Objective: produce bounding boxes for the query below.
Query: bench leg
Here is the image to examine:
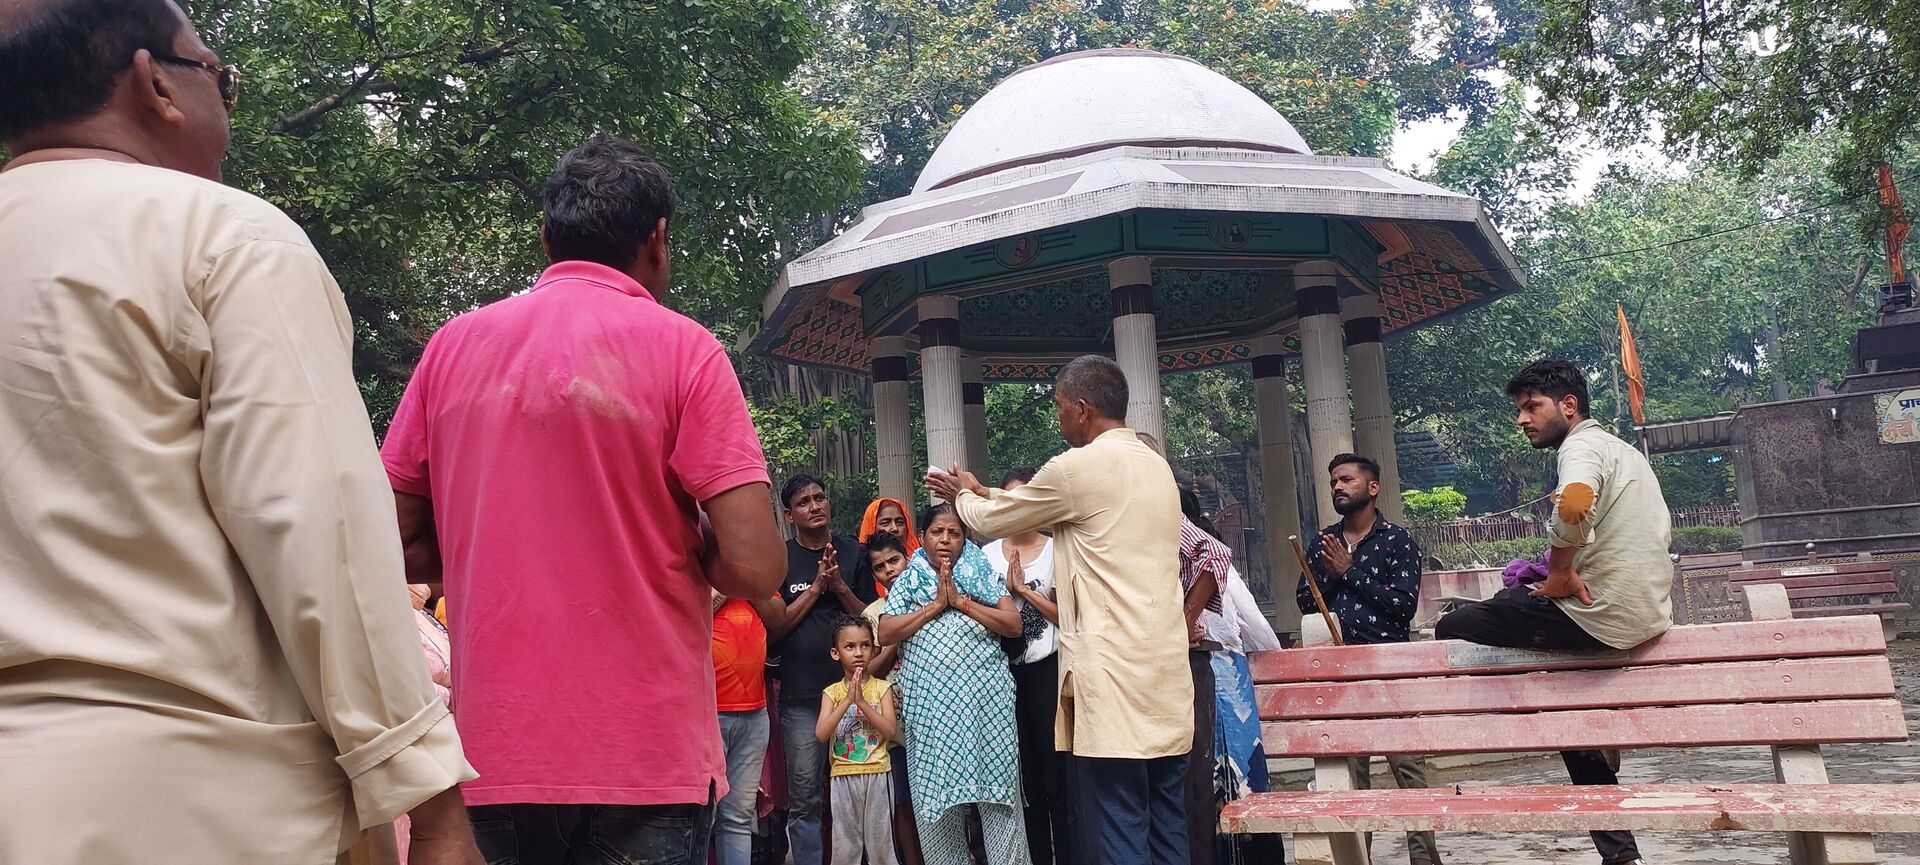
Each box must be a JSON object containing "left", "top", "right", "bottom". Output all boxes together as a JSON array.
[
  {"left": 1773, "top": 744, "right": 1880, "bottom": 865},
  {"left": 1294, "top": 757, "right": 1371, "bottom": 865}
]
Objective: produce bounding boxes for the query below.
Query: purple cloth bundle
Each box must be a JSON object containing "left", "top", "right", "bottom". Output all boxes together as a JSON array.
[{"left": 1502, "top": 550, "right": 1551, "bottom": 588}]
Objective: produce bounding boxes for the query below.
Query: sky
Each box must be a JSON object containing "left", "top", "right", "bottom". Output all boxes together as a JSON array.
[{"left": 1387, "top": 95, "right": 1676, "bottom": 202}]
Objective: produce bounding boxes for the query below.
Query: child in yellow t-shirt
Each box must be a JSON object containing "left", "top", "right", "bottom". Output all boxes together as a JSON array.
[{"left": 813, "top": 615, "right": 900, "bottom": 865}]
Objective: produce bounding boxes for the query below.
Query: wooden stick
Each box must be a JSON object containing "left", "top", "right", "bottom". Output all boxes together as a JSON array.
[{"left": 1290, "top": 535, "right": 1343, "bottom": 646}]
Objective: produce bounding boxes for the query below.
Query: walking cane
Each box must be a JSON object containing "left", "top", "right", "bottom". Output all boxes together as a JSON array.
[{"left": 1288, "top": 535, "right": 1343, "bottom": 646}]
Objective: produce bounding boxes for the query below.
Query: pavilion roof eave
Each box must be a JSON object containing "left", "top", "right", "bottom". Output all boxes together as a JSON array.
[
  {"left": 791, "top": 164, "right": 1510, "bottom": 283},
  {"left": 747, "top": 147, "right": 1525, "bottom": 375},
  {"left": 750, "top": 183, "right": 1520, "bottom": 358},
  {"left": 786, "top": 181, "right": 1496, "bottom": 289}
]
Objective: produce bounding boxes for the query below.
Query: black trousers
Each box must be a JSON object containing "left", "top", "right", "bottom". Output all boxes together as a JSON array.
[
  {"left": 1435, "top": 586, "right": 1641, "bottom": 865},
  {"left": 1184, "top": 648, "right": 1217, "bottom": 865},
  {"left": 471, "top": 799, "right": 713, "bottom": 865},
  {"left": 1013, "top": 654, "right": 1072, "bottom": 865}
]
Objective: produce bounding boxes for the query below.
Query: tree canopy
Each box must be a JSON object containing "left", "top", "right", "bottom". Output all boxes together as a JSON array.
[
  {"left": 202, "top": 0, "right": 863, "bottom": 420},
  {"left": 1507, "top": 0, "right": 1919, "bottom": 191},
  {"left": 161, "top": 0, "right": 1910, "bottom": 519}
]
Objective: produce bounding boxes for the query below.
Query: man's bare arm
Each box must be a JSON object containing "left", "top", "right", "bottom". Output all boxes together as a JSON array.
[
  {"left": 394, "top": 491, "right": 441, "bottom": 584},
  {"left": 749, "top": 595, "right": 806, "bottom": 644},
  {"left": 1184, "top": 571, "right": 1218, "bottom": 628},
  {"left": 702, "top": 482, "right": 785, "bottom": 599}
]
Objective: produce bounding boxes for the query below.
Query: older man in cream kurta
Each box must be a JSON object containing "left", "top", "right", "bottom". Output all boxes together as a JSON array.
[
  {"left": 944, "top": 356, "right": 1191, "bottom": 865},
  {"left": 0, "top": 161, "right": 477, "bottom": 862},
  {"left": 1, "top": 2, "right": 477, "bottom": 861}
]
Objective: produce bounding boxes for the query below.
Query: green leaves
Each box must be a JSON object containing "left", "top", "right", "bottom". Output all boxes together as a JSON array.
[
  {"left": 1403, "top": 486, "right": 1468, "bottom": 524},
  {"left": 203, "top": 0, "right": 863, "bottom": 431},
  {"left": 1508, "top": 0, "right": 1920, "bottom": 192},
  {"left": 1392, "top": 130, "right": 1898, "bottom": 511},
  {"left": 803, "top": 0, "right": 1520, "bottom": 208}
]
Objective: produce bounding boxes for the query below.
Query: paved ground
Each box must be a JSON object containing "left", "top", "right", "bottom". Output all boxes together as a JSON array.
[{"left": 1338, "top": 640, "right": 1920, "bottom": 865}]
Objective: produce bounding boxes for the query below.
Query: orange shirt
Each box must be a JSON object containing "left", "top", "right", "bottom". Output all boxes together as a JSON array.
[{"left": 712, "top": 599, "right": 768, "bottom": 711}]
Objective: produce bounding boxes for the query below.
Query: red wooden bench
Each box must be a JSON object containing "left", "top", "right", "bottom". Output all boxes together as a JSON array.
[
  {"left": 1728, "top": 561, "right": 1907, "bottom": 620},
  {"left": 1222, "top": 584, "right": 1919, "bottom": 865}
]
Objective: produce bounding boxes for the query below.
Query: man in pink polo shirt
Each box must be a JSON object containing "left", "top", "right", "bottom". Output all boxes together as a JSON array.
[{"left": 381, "top": 135, "right": 786, "bottom": 865}]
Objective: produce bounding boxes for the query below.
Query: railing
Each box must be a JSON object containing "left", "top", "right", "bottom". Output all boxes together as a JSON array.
[{"left": 1412, "top": 504, "right": 1739, "bottom": 549}]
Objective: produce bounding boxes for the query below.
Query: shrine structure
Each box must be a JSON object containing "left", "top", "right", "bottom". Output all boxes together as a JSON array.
[{"left": 748, "top": 49, "right": 1521, "bottom": 631}]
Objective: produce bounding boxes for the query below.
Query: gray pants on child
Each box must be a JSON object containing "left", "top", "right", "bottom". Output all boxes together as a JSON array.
[{"left": 829, "top": 771, "right": 898, "bottom": 865}]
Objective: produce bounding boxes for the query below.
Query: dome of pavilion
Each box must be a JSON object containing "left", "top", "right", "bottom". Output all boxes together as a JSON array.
[
  {"left": 913, "top": 49, "right": 1315, "bottom": 194},
  {"left": 750, "top": 48, "right": 1521, "bottom": 385}
]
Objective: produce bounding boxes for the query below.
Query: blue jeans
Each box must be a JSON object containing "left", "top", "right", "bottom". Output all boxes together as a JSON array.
[
  {"left": 470, "top": 799, "right": 714, "bottom": 865},
  {"left": 780, "top": 700, "right": 829, "bottom": 865},
  {"left": 1069, "top": 754, "right": 1189, "bottom": 865},
  {"left": 714, "top": 709, "right": 770, "bottom": 865}
]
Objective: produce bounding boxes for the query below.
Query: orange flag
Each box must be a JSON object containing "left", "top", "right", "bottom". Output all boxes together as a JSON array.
[
  {"left": 1879, "top": 165, "right": 1909, "bottom": 286},
  {"left": 1617, "top": 303, "right": 1646, "bottom": 425}
]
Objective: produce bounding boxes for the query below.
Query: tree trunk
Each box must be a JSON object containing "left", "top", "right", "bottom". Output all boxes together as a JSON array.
[{"left": 1763, "top": 307, "right": 1790, "bottom": 402}]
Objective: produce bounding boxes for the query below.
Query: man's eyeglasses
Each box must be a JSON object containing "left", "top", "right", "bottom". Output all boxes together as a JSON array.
[{"left": 152, "top": 53, "right": 240, "bottom": 111}]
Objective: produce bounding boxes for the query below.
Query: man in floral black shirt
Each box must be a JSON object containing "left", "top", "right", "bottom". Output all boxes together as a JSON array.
[
  {"left": 1298, "top": 454, "right": 1421, "bottom": 644},
  {"left": 1296, "top": 453, "right": 1441, "bottom": 865}
]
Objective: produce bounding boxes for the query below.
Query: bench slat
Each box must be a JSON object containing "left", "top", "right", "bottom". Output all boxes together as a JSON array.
[
  {"left": 1796, "top": 603, "right": 1912, "bottom": 617},
  {"left": 1776, "top": 583, "right": 1899, "bottom": 601},
  {"left": 1220, "top": 783, "right": 1920, "bottom": 835},
  {"left": 1264, "top": 698, "right": 1908, "bottom": 756},
  {"left": 1251, "top": 617, "right": 1888, "bottom": 684},
  {"left": 1259, "top": 656, "right": 1896, "bottom": 721}
]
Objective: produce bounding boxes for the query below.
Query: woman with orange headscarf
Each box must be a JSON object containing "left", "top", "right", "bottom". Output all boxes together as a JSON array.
[{"left": 859, "top": 498, "right": 919, "bottom": 597}]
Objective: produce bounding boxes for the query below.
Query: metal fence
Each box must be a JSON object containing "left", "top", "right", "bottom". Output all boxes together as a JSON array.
[{"left": 1411, "top": 503, "right": 1739, "bottom": 551}]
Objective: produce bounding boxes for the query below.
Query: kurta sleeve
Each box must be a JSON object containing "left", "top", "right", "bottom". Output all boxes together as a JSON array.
[
  {"left": 192, "top": 238, "right": 477, "bottom": 829},
  {"left": 955, "top": 453, "right": 1076, "bottom": 539},
  {"left": 1548, "top": 436, "right": 1606, "bottom": 549}
]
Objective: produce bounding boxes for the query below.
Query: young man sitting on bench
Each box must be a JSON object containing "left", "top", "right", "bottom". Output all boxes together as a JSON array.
[{"left": 1435, "top": 359, "right": 1673, "bottom": 865}]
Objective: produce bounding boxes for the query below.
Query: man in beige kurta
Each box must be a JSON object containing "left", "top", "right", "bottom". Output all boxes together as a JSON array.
[
  {"left": 929, "top": 355, "right": 1192, "bottom": 865},
  {"left": 0, "top": 2, "right": 478, "bottom": 863}
]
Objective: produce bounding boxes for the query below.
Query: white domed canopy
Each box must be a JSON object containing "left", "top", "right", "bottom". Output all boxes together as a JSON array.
[{"left": 913, "top": 49, "right": 1314, "bottom": 194}]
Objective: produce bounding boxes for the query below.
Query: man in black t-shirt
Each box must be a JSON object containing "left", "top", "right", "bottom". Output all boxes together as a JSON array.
[{"left": 773, "top": 474, "right": 876, "bottom": 865}]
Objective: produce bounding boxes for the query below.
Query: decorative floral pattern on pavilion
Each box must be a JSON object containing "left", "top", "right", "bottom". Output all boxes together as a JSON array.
[{"left": 765, "top": 289, "right": 870, "bottom": 372}]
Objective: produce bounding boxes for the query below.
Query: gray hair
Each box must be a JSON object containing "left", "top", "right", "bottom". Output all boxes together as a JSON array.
[{"left": 1055, "top": 355, "right": 1129, "bottom": 421}]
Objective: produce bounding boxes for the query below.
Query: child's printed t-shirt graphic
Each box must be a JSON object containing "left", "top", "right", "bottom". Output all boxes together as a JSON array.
[{"left": 823, "top": 678, "right": 893, "bottom": 776}]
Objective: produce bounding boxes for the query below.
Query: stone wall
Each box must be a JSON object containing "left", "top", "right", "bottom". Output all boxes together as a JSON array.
[{"left": 1731, "top": 375, "right": 1920, "bottom": 558}]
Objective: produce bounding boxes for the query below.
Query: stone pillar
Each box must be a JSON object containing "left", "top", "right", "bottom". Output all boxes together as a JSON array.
[
  {"left": 1295, "top": 261, "right": 1352, "bottom": 527},
  {"left": 918, "top": 295, "right": 967, "bottom": 478},
  {"left": 1109, "top": 256, "right": 1164, "bottom": 440},
  {"left": 1343, "top": 293, "right": 1405, "bottom": 523},
  {"left": 1252, "top": 333, "right": 1305, "bottom": 639},
  {"left": 963, "top": 358, "right": 990, "bottom": 476},
  {"left": 870, "top": 335, "right": 914, "bottom": 507}
]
